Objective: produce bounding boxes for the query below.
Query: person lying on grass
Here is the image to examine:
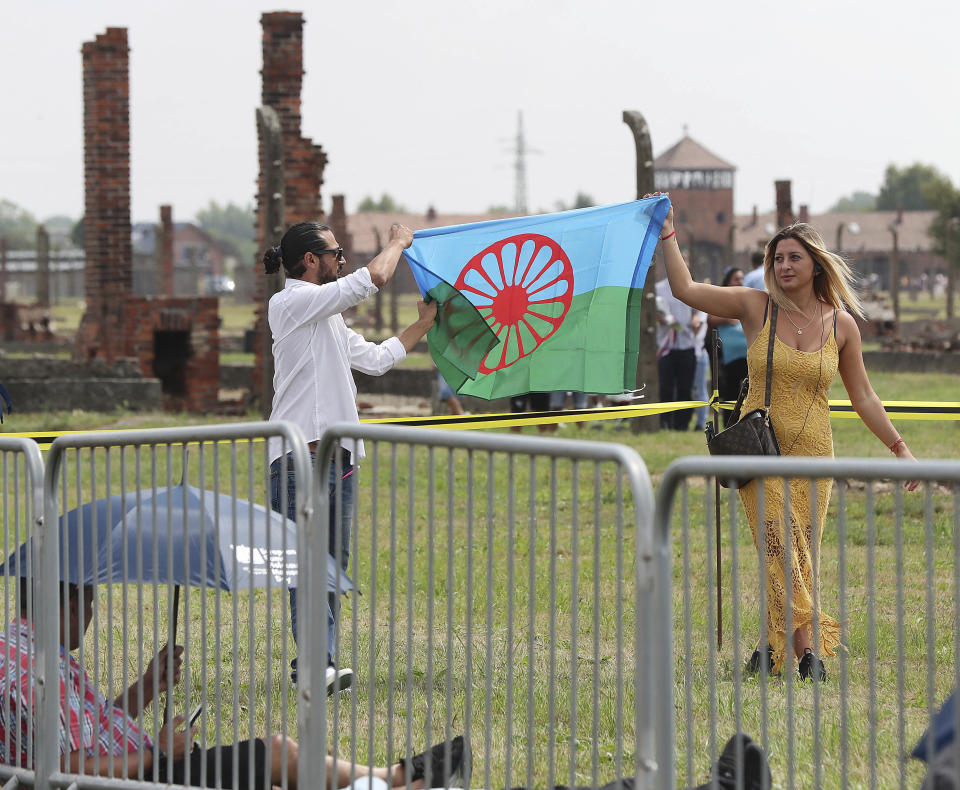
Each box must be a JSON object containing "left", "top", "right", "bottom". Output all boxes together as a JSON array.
[{"left": 0, "top": 580, "right": 469, "bottom": 790}]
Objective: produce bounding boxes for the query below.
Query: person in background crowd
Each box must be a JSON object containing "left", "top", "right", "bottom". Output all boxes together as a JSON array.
[
  {"left": 548, "top": 391, "right": 592, "bottom": 430},
  {"left": 742, "top": 251, "right": 766, "bottom": 290},
  {"left": 692, "top": 302, "right": 710, "bottom": 432},
  {"left": 708, "top": 267, "right": 749, "bottom": 427},
  {"left": 510, "top": 392, "right": 554, "bottom": 434},
  {"left": 436, "top": 370, "right": 466, "bottom": 416},
  {"left": 656, "top": 266, "right": 707, "bottom": 431}
]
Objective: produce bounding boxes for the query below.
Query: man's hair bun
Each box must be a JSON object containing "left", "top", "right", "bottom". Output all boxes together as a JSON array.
[{"left": 262, "top": 245, "right": 283, "bottom": 275}]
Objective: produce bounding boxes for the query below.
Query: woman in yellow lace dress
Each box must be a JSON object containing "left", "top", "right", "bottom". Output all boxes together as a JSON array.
[{"left": 651, "top": 196, "right": 918, "bottom": 680}]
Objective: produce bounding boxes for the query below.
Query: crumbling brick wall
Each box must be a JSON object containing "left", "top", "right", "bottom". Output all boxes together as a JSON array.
[{"left": 121, "top": 297, "right": 221, "bottom": 411}]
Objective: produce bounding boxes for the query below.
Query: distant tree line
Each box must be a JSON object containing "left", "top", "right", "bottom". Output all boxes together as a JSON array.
[
  {"left": 829, "top": 163, "right": 954, "bottom": 212},
  {"left": 357, "top": 193, "right": 407, "bottom": 213}
]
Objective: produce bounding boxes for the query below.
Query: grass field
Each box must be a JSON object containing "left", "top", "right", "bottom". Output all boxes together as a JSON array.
[{"left": 3, "top": 366, "right": 959, "bottom": 788}]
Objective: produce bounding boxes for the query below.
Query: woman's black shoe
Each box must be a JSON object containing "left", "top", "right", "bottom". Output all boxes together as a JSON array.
[
  {"left": 745, "top": 644, "right": 774, "bottom": 675},
  {"left": 400, "top": 734, "right": 471, "bottom": 788},
  {"left": 798, "top": 649, "right": 827, "bottom": 682}
]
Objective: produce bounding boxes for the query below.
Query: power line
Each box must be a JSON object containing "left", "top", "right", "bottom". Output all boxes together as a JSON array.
[
  {"left": 503, "top": 111, "right": 541, "bottom": 215},
  {"left": 515, "top": 111, "right": 528, "bottom": 214}
]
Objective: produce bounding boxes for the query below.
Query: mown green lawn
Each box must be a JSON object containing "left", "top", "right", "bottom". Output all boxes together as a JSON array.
[{"left": 2, "top": 367, "right": 958, "bottom": 788}]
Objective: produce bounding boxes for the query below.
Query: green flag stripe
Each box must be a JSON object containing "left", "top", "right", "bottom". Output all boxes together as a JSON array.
[{"left": 455, "top": 285, "right": 642, "bottom": 399}]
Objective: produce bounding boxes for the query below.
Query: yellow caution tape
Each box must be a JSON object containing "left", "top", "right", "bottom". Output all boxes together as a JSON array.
[
  {"left": 363, "top": 401, "right": 705, "bottom": 431},
  {"left": 2, "top": 397, "right": 957, "bottom": 448}
]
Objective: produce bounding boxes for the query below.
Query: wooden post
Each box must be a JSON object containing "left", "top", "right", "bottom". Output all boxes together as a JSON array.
[
  {"left": 257, "top": 106, "right": 286, "bottom": 419},
  {"left": 371, "top": 227, "right": 384, "bottom": 333},
  {"left": 0, "top": 236, "right": 7, "bottom": 303},
  {"left": 948, "top": 218, "right": 959, "bottom": 320},
  {"left": 726, "top": 223, "right": 735, "bottom": 278},
  {"left": 390, "top": 269, "right": 399, "bottom": 336},
  {"left": 622, "top": 110, "right": 659, "bottom": 434},
  {"left": 36, "top": 225, "right": 50, "bottom": 307},
  {"left": 890, "top": 218, "right": 901, "bottom": 324}
]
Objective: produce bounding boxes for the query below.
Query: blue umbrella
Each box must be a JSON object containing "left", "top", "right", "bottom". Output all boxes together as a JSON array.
[
  {"left": 1, "top": 483, "right": 352, "bottom": 595},
  {"left": 3, "top": 482, "right": 351, "bottom": 724}
]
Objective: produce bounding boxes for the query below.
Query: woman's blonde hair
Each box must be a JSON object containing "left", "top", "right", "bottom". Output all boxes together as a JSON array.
[{"left": 763, "top": 223, "right": 864, "bottom": 319}]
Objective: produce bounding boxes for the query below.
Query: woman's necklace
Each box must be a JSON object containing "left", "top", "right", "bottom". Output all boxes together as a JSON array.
[{"left": 783, "top": 303, "right": 819, "bottom": 335}]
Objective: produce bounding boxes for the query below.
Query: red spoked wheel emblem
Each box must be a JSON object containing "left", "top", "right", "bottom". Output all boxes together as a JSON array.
[{"left": 455, "top": 233, "right": 573, "bottom": 373}]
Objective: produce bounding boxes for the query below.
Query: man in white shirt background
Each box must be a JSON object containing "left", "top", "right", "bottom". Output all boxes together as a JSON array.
[
  {"left": 742, "top": 251, "right": 766, "bottom": 290},
  {"left": 262, "top": 221, "right": 437, "bottom": 693},
  {"left": 655, "top": 274, "right": 706, "bottom": 431}
]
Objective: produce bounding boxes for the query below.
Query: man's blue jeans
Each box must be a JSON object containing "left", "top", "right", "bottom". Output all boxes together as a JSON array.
[{"left": 270, "top": 450, "right": 354, "bottom": 666}]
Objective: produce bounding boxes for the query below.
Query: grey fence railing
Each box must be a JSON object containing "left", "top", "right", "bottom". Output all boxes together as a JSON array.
[
  {"left": 656, "top": 455, "right": 960, "bottom": 790},
  {"left": 0, "top": 438, "right": 45, "bottom": 789},
  {"left": 300, "top": 423, "right": 657, "bottom": 790},
  {"left": 4, "top": 422, "right": 659, "bottom": 790},
  {"left": 30, "top": 421, "right": 312, "bottom": 790}
]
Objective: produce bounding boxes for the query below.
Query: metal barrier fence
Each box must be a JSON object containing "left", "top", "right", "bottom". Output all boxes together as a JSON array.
[
  {"left": 300, "top": 424, "right": 657, "bottom": 790},
  {"left": 28, "top": 421, "right": 312, "bottom": 790},
  {"left": 656, "top": 455, "right": 960, "bottom": 790},
  {"left": 0, "top": 421, "right": 658, "bottom": 790},
  {"left": 0, "top": 438, "right": 45, "bottom": 790}
]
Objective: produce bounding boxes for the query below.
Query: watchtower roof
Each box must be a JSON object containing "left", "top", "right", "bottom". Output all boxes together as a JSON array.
[{"left": 654, "top": 135, "right": 735, "bottom": 171}]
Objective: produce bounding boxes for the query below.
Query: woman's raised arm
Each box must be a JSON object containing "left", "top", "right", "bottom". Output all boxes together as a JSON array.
[{"left": 651, "top": 194, "right": 764, "bottom": 328}]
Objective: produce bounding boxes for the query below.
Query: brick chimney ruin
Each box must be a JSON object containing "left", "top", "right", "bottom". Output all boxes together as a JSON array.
[
  {"left": 76, "top": 28, "right": 220, "bottom": 411},
  {"left": 159, "top": 204, "right": 174, "bottom": 297},
  {"left": 77, "top": 27, "right": 132, "bottom": 359},
  {"left": 253, "top": 11, "right": 329, "bottom": 406},
  {"left": 775, "top": 180, "right": 794, "bottom": 230},
  {"left": 329, "top": 194, "right": 352, "bottom": 262}
]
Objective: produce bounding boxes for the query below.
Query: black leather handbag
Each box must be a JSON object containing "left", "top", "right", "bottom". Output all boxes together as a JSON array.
[{"left": 704, "top": 304, "right": 781, "bottom": 488}]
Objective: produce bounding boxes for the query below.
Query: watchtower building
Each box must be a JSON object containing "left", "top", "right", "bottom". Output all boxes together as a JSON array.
[{"left": 654, "top": 134, "right": 735, "bottom": 284}]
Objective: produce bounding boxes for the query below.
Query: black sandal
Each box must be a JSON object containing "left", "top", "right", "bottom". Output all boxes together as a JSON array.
[
  {"left": 744, "top": 644, "right": 774, "bottom": 675},
  {"left": 798, "top": 648, "right": 827, "bottom": 682}
]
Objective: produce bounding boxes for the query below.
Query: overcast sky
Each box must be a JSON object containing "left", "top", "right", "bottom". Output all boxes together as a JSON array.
[{"left": 3, "top": 1, "right": 959, "bottom": 225}]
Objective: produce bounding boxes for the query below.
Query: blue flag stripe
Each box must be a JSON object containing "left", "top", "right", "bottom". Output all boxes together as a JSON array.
[{"left": 404, "top": 196, "right": 670, "bottom": 300}]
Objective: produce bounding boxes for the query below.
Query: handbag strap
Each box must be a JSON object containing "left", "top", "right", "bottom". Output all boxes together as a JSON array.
[
  {"left": 728, "top": 377, "right": 748, "bottom": 425},
  {"left": 764, "top": 303, "right": 778, "bottom": 410}
]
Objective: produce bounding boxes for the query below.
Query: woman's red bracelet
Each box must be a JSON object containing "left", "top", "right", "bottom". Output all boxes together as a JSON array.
[
  {"left": 660, "top": 230, "right": 676, "bottom": 241},
  {"left": 889, "top": 438, "right": 905, "bottom": 452}
]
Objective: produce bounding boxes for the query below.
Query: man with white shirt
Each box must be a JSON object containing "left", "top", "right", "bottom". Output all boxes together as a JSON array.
[
  {"left": 655, "top": 275, "right": 706, "bottom": 431},
  {"left": 262, "top": 221, "right": 436, "bottom": 693},
  {"left": 742, "top": 251, "right": 766, "bottom": 290}
]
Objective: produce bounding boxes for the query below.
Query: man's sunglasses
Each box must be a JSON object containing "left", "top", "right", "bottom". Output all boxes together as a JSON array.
[{"left": 314, "top": 247, "right": 345, "bottom": 263}]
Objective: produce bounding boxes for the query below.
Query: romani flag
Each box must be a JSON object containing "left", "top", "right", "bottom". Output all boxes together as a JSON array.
[{"left": 403, "top": 195, "right": 670, "bottom": 400}]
